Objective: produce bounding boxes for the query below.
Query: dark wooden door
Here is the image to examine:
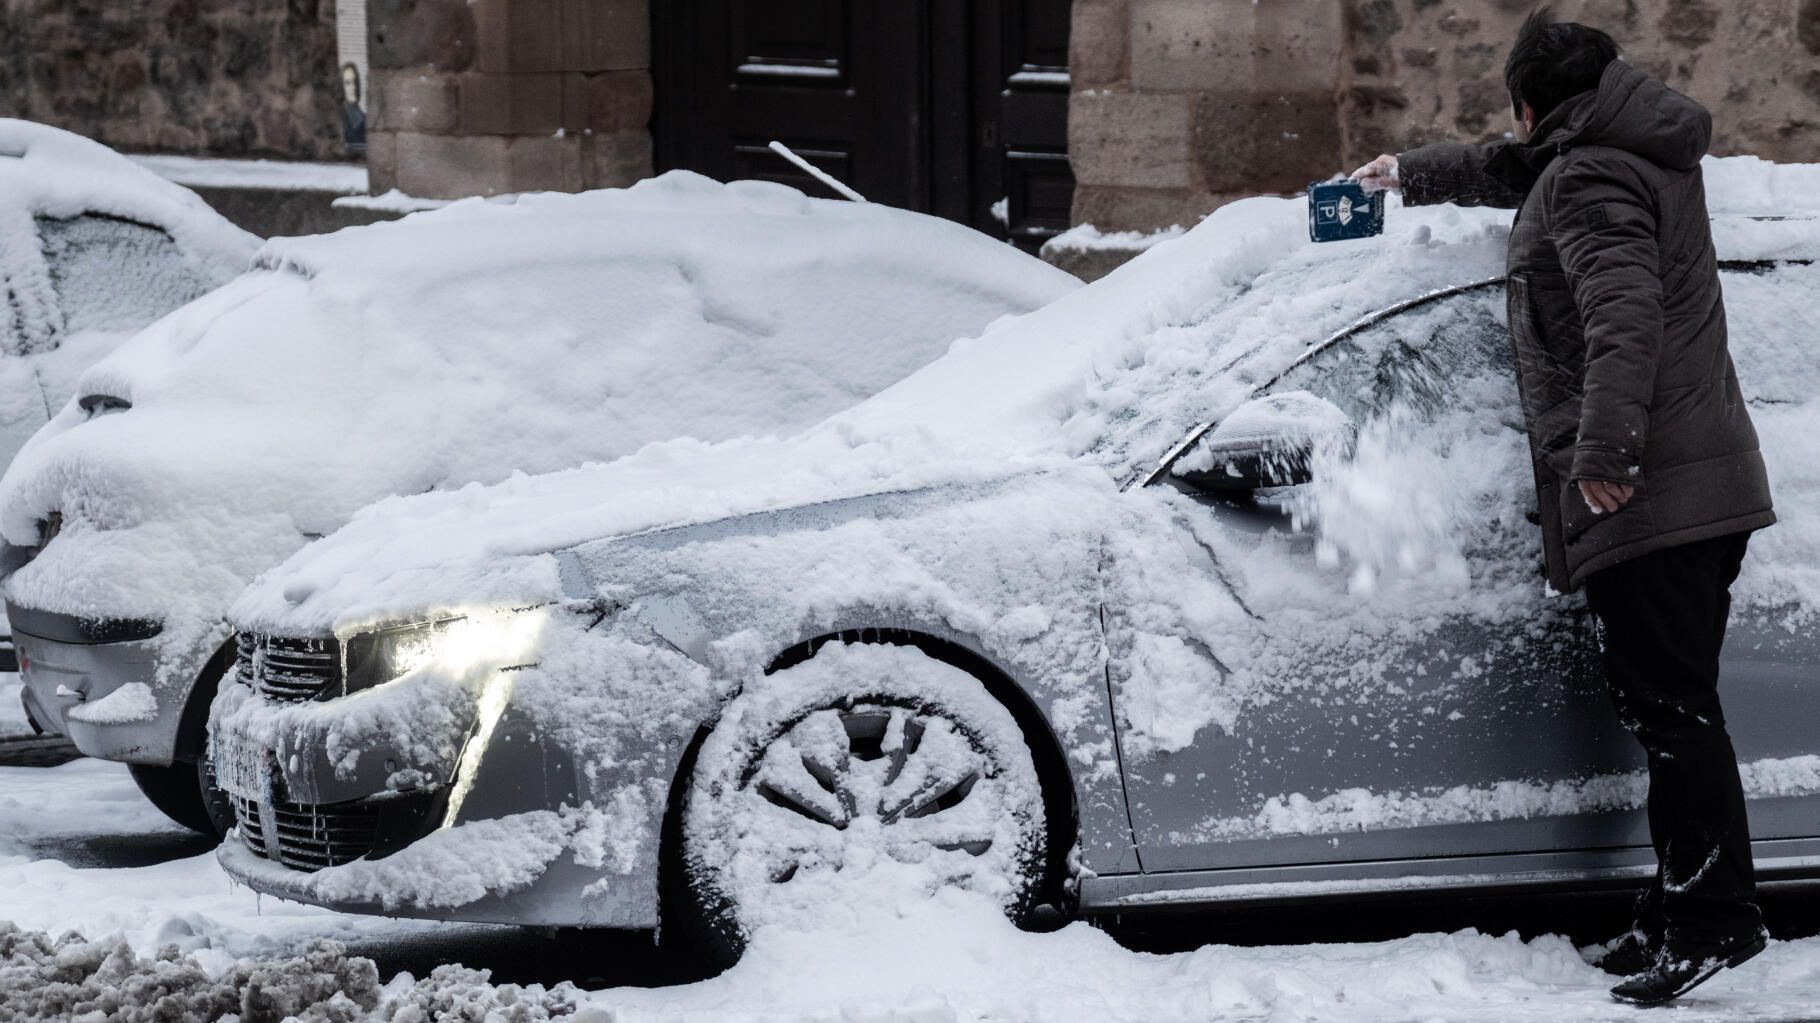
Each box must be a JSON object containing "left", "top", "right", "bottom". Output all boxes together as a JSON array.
[
  {"left": 963, "top": 0, "right": 1074, "bottom": 249},
  {"left": 655, "top": 0, "right": 1073, "bottom": 251}
]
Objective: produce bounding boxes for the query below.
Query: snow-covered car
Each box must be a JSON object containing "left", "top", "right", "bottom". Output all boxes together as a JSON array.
[
  {"left": 214, "top": 158, "right": 1820, "bottom": 951},
  {"left": 0, "top": 120, "right": 259, "bottom": 667},
  {"left": 0, "top": 172, "right": 1077, "bottom": 837}
]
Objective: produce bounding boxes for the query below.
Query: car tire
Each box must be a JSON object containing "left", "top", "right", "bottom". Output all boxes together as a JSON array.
[
  {"left": 128, "top": 758, "right": 232, "bottom": 838},
  {"left": 672, "top": 641, "right": 1049, "bottom": 968}
]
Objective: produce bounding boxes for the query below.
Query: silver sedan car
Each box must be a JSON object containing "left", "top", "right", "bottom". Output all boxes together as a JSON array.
[{"left": 211, "top": 201, "right": 1820, "bottom": 960}]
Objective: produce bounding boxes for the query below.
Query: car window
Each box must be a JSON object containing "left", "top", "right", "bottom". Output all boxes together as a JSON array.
[
  {"left": 1255, "top": 284, "right": 1529, "bottom": 582},
  {"left": 35, "top": 214, "right": 212, "bottom": 349},
  {"left": 1268, "top": 284, "right": 1511, "bottom": 425}
]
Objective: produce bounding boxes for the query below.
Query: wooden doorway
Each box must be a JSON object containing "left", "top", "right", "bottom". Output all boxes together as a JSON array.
[{"left": 653, "top": 0, "right": 1074, "bottom": 252}]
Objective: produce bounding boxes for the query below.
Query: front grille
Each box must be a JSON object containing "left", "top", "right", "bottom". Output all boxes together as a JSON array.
[
  {"left": 233, "top": 793, "right": 381, "bottom": 870},
  {"left": 237, "top": 632, "right": 342, "bottom": 702}
]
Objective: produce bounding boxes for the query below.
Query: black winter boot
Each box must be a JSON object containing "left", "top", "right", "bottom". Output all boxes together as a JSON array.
[{"left": 1608, "top": 927, "right": 1767, "bottom": 1006}]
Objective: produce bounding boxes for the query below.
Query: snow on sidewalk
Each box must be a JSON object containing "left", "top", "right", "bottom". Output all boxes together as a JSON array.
[
  {"left": 583, "top": 891, "right": 1820, "bottom": 1023},
  {"left": 5, "top": 760, "right": 1820, "bottom": 1021}
]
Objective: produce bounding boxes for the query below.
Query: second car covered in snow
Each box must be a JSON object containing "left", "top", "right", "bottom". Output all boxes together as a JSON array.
[{"left": 0, "top": 172, "right": 1076, "bottom": 836}]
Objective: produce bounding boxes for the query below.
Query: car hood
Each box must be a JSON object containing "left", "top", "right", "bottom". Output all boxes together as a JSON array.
[{"left": 229, "top": 423, "right": 1092, "bottom": 637}]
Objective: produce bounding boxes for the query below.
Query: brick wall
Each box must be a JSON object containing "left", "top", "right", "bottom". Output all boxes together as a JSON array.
[
  {"left": 1072, "top": 0, "right": 1820, "bottom": 232},
  {"left": 0, "top": 0, "right": 345, "bottom": 161},
  {"left": 365, "top": 0, "right": 653, "bottom": 198}
]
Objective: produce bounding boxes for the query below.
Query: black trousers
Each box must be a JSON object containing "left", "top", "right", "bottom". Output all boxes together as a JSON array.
[{"left": 1583, "top": 531, "right": 1762, "bottom": 941}]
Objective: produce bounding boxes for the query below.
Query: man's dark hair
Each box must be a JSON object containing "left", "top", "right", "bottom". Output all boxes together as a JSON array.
[{"left": 1504, "top": 7, "right": 1618, "bottom": 121}]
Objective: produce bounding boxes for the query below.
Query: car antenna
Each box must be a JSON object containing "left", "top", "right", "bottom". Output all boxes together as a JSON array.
[{"left": 768, "top": 140, "right": 867, "bottom": 203}]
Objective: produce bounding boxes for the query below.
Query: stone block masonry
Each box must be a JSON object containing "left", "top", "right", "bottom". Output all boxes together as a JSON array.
[
  {"left": 0, "top": 0, "right": 345, "bottom": 162},
  {"left": 1072, "top": 0, "right": 1820, "bottom": 233},
  {"left": 366, "top": 0, "right": 653, "bottom": 199}
]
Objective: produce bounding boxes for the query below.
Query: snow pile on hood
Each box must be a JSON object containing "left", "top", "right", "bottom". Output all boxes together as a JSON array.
[
  {"left": 0, "top": 171, "right": 1074, "bottom": 657},
  {"left": 233, "top": 155, "right": 1820, "bottom": 640}
]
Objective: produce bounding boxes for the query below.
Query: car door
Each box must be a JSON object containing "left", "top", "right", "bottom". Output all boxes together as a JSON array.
[
  {"left": 1695, "top": 259, "right": 1820, "bottom": 850},
  {"left": 1112, "top": 262, "right": 1820, "bottom": 880}
]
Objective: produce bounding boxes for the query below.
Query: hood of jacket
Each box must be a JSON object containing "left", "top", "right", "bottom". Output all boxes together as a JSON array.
[
  {"left": 1541, "top": 60, "right": 1712, "bottom": 170},
  {"left": 1536, "top": 60, "right": 1703, "bottom": 169},
  {"left": 1493, "top": 61, "right": 1713, "bottom": 191}
]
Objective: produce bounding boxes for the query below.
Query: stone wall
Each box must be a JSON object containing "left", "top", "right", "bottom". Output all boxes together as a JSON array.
[
  {"left": 1072, "top": 0, "right": 1820, "bottom": 231},
  {"left": 0, "top": 0, "right": 345, "bottom": 161},
  {"left": 365, "top": 0, "right": 653, "bottom": 199}
]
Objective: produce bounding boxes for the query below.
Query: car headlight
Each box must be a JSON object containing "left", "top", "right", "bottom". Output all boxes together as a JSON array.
[
  {"left": 343, "top": 617, "right": 463, "bottom": 694},
  {"left": 340, "top": 611, "right": 547, "bottom": 696}
]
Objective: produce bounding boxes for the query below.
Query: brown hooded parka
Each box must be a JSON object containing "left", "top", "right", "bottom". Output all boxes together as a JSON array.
[{"left": 1397, "top": 60, "right": 1774, "bottom": 592}]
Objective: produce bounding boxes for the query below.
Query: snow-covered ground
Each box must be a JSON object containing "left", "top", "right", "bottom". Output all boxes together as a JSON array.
[{"left": 5, "top": 758, "right": 1820, "bottom": 1020}]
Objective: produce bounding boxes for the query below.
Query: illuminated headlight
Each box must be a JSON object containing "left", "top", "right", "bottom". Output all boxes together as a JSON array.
[
  {"left": 341, "top": 611, "right": 547, "bottom": 696},
  {"left": 343, "top": 618, "right": 462, "bottom": 694}
]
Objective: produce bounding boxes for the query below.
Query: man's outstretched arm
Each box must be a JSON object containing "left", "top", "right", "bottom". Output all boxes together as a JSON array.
[{"left": 1352, "top": 141, "right": 1527, "bottom": 209}]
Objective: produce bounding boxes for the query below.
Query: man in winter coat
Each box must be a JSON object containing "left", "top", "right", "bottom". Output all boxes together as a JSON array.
[{"left": 1350, "top": 8, "right": 1773, "bottom": 1006}]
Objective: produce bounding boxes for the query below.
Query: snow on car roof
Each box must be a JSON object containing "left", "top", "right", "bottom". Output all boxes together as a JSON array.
[
  {"left": 231, "top": 156, "right": 1820, "bottom": 635},
  {"left": 0, "top": 119, "right": 258, "bottom": 282},
  {"left": 249, "top": 169, "right": 1067, "bottom": 299},
  {"left": 841, "top": 154, "right": 1820, "bottom": 473}
]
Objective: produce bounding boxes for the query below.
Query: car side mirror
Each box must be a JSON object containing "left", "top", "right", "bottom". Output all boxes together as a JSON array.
[{"left": 1171, "top": 391, "right": 1353, "bottom": 493}]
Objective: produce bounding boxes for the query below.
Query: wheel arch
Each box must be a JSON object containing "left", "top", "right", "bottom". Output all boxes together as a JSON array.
[
  {"left": 173, "top": 636, "right": 238, "bottom": 763},
  {"left": 657, "top": 626, "right": 1082, "bottom": 921}
]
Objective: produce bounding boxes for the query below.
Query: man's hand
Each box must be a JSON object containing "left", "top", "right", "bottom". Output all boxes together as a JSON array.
[
  {"left": 1579, "top": 480, "right": 1635, "bottom": 514},
  {"left": 1350, "top": 154, "right": 1401, "bottom": 194}
]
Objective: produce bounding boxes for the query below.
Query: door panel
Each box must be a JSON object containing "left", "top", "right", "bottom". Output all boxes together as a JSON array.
[
  {"left": 1706, "top": 261, "right": 1820, "bottom": 840},
  {"left": 1114, "top": 266, "right": 1820, "bottom": 876},
  {"left": 1112, "top": 288, "right": 1622, "bottom": 872}
]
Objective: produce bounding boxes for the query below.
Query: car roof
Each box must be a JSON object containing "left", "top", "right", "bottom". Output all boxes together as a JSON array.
[
  {"left": 0, "top": 119, "right": 259, "bottom": 280},
  {"left": 834, "top": 156, "right": 1820, "bottom": 479}
]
